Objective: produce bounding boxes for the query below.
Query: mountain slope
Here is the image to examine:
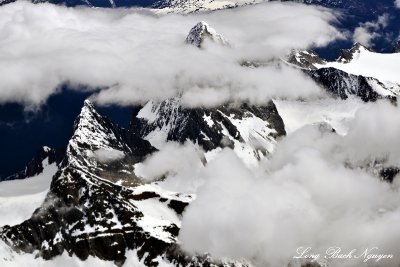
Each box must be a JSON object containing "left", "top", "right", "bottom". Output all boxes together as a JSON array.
[
  {"left": 3, "top": 146, "right": 63, "bottom": 182},
  {"left": 0, "top": 160, "right": 58, "bottom": 227},
  {"left": 320, "top": 44, "right": 400, "bottom": 87},
  {"left": 287, "top": 44, "right": 400, "bottom": 101},
  {"left": 131, "top": 98, "right": 285, "bottom": 167}
]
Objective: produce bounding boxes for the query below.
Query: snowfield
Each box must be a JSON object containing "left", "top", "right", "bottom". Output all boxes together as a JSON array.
[
  {"left": 0, "top": 160, "right": 57, "bottom": 226},
  {"left": 317, "top": 46, "right": 400, "bottom": 85}
]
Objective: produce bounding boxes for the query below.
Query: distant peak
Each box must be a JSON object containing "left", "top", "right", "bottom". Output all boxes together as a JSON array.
[
  {"left": 351, "top": 42, "right": 370, "bottom": 51},
  {"left": 185, "top": 21, "right": 229, "bottom": 48},
  {"left": 79, "top": 99, "right": 98, "bottom": 117},
  {"left": 73, "top": 99, "right": 103, "bottom": 133},
  {"left": 83, "top": 99, "right": 94, "bottom": 108},
  {"left": 197, "top": 21, "right": 208, "bottom": 27},
  {"left": 42, "top": 146, "right": 51, "bottom": 153},
  {"left": 337, "top": 42, "right": 371, "bottom": 63},
  {"left": 287, "top": 49, "right": 326, "bottom": 70}
]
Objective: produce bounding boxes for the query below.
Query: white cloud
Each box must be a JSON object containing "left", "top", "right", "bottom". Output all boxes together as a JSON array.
[
  {"left": 0, "top": 1, "right": 342, "bottom": 108},
  {"left": 353, "top": 14, "right": 390, "bottom": 47},
  {"left": 92, "top": 148, "right": 125, "bottom": 163},
  {"left": 353, "top": 26, "right": 378, "bottom": 47},
  {"left": 134, "top": 142, "right": 205, "bottom": 193},
  {"left": 179, "top": 100, "right": 400, "bottom": 267},
  {"left": 395, "top": 0, "right": 400, "bottom": 8}
]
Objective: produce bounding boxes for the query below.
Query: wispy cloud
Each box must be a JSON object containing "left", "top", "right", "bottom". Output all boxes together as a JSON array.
[{"left": 353, "top": 14, "right": 390, "bottom": 47}]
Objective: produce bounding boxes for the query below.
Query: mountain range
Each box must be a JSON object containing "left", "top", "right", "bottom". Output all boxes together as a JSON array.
[
  {"left": 0, "top": 1, "right": 400, "bottom": 266},
  {"left": 1, "top": 19, "right": 400, "bottom": 266}
]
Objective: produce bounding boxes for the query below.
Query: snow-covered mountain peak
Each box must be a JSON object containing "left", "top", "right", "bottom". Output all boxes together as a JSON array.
[
  {"left": 74, "top": 99, "right": 100, "bottom": 131},
  {"left": 73, "top": 100, "right": 100, "bottom": 133},
  {"left": 185, "top": 21, "right": 229, "bottom": 48},
  {"left": 287, "top": 49, "right": 326, "bottom": 70},
  {"left": 67, "top": 99, "right": 156, "bottom": 186},
  {"left": 337, "top": 42, "right": 371, "bottom": 63},
  {"left": 70, "top": 99, "right": 150, "bottom": 156}
]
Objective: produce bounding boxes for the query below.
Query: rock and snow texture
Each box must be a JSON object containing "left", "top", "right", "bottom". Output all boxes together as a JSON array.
[
  {"left": 288, "top": 44, "right": 400, "bottom": 100},
  {"left": 3, "top": 146, "right": 63, "bottom": 182},
  {"left": 1, "top": 101, "right": 166, "bottom": 264},
  {"left": 319, "top": 44, "right": 400, "bottom": 91},
  {"left": 131, "top": 98, "right": 286, "bottom": 167},
  {"left": 185, "top": 21, "right": 229, "bottom": 48},
  {"left": 153, "top": 0, "right": 263, "bottom": 14},
  {"left": 0, "top": 100, "right": 253, "bottom": 267},
  {"left": 6, "top": 0, "right": 264, "bottom": 11},
  {"left": 0, "top": 160, "right": 57, "bottom": 226}
]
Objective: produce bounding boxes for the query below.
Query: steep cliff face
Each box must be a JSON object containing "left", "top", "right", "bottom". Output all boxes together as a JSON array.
[
  {"left": 131, "top": 98, "right": 286, "bottom": 166},
  {"left": 308, "top": 67, "right": 380, "bottom": 102}
]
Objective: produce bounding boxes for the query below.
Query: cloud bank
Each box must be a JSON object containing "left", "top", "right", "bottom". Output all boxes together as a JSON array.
[
  {"left": 0, "top": 1, "right": 342, "bottom": 108},
  {"left": 178, "top": 101, "right": 400, "bottom": 267}
]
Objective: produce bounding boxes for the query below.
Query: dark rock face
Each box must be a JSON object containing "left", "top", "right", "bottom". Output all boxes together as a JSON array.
[
  {"left": 0, "top": 166, "right": 185, "bottom": 266},
  {"left": 309, "top": 67, "right": 380, "bottom": 102},
  {"left": 287, "top": 50, "right": 325, "bottom": 70},
  {"left": 3, "top": 146, "right": 64, "bottom": 182},
  {"left": 287, "top": 48, "right": 397, "bottom": 102},
  {"left": 131, "top": 99, "right": 286, "bottom": 157},
  {"left": 380, "top": 167, "right": 400, "bottom": 182},
  {"left": 337, "top": 43, "right": 371, "bottom": 63}
]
